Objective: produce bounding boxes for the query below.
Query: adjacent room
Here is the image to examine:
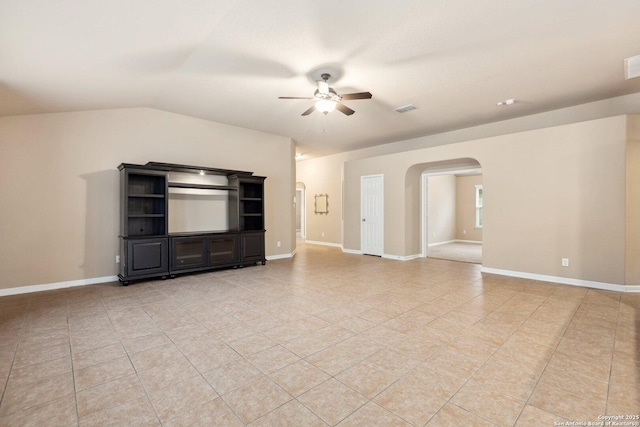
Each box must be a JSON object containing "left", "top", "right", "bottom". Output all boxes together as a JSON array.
[
  {"left": 1, "top": 1, "right": 640, "bottom": 426},
  {"left": 426, "top": 172, "right": 483, "bottom": 265}
]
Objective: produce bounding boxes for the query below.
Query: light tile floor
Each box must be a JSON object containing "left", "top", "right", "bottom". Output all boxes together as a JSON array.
[{"left": 0, "top": 243, "right": 638, "bottom": 426}]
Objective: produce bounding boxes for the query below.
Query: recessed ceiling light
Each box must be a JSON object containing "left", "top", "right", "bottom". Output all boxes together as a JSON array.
[{"left": 497, "top": 98, "right": 516, "bottom": 106}]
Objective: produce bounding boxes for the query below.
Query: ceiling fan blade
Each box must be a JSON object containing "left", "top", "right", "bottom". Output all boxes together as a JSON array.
[
  {"left": 279, "top": 96, "right": 314, "bottom": 99},
  {"left": 336, "top": 103, "right": 355, "bottom": 116},
  {"left": 317, "top": 80, "right": 329, "bottom": 95},
  {"left": 340, "top": 92, "right": 372, "bottom": 100},
  {"left": 301, "top": 106, "right": 316, "bottom": 116}
]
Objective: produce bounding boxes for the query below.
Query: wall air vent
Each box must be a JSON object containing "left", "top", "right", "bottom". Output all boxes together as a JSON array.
[
  {"left": 624, "top": 54, "right": 640, "bottom": 80},
  {"left": 394, "top": 104, "right": 417, "bottom": 113}
]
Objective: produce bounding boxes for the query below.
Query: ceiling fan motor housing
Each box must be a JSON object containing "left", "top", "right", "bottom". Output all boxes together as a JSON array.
[{"left": 314, "top": 87, "right": 341, "bottom": 102}]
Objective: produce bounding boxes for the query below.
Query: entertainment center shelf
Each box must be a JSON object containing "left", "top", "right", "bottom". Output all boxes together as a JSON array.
[
  {"left": 118, "top": 162, "right": 266, "bottom": 285},
  {"left": 167, "top": 182, "right": 237, "bottom": 191}
]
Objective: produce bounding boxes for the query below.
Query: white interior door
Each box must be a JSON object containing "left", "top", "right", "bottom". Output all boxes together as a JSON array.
[{"left": 361, "top": 175, "right": 384, "bottom": 256}]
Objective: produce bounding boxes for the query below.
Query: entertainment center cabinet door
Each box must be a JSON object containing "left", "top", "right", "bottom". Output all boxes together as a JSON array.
[
  {"left": 208, "top": 235, "right": 240, "bottom": 266},
  {"left": 124, "top": 238, "right": 169, "bottom": 277},
  {"left": 240, "top": 232, "right": 265, "bottom": 264},
  {"left": 171, "top": 236, "right": 207, "bottom": 271}
]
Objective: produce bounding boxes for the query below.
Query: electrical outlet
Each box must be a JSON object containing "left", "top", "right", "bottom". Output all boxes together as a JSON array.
[
  {"left": 116, "top": 255, "right": 120, "bottom": 264},
  {"left": 562, "top": 258, "right": 569, "bottom": 267},
  {"left": 321, "top": 232, "right": 325, "bottom": 237},
  {"left": 277, "top": 241, "right": 281, "bottom": 247},
  {"left": 463, "top": 230, "right": 467, "bottom": 235}
]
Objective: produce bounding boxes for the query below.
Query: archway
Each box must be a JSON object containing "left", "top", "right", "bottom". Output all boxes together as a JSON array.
[{"left": 405, "top": 158, "right": 483, "bottom": 263}]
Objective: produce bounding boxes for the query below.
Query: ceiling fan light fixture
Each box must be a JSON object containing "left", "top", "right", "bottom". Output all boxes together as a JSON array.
[
  {"left": 279, "top": 72, "right": 371, "bottom": 116},
  {"left": 316, "top": 99, "right": 337, "bottom": 114}
]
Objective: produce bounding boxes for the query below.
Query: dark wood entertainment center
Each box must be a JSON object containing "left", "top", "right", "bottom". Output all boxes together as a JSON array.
[{"left": 118, "top": 162, "right": 266, "bottom": 285}]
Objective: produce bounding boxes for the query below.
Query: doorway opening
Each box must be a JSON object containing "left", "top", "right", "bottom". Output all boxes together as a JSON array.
[
  {"left": 296, "top": 183, "right": 306, "bottom": 239},
  {"left": 421, "top": 163, "right": 483, "bottom": 264}
]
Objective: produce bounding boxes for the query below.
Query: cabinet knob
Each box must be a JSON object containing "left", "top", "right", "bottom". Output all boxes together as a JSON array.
[{"left": 362, "top": 218, "right": 366, "bottom": 222}]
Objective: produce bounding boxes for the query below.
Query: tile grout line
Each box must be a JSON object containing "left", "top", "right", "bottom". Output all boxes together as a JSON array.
[
  {"left": 604, "top": 292, "right": 623, "bottom": 416},
  {"left": 0, "top": 301, "right": 28, "bottom": 421},
  {"left": 152, "top": 286, "right": 257, "bottom": 426},
  {"left": 1, "top": 247, "right": 636, "bottom": 426},
  {"left": 290, "top": 276, "right": 502, "bottom": 426},
  {"left": 141, "top": 289, "right": 215, "bottom": 426},
  {"left": 101, "top": 294, "right": 164, "bottom": 425},
  {"left": 66, "top": 299, "right": 81, "bottom": 427},
  {"left": 421, "top": 280, "right": 536, "bottom": 427},
  {"left": 411, "top": 279, "right": 577, "bottom": 425},
  {"left": 503, "top": 285, "right": 566, "bottom": 426},
  {"left": 341, "top": 272, "right": 491, "bottom": 426},
  {"left": 242, "top": 297, "right": 395, "bottom": 425},
  {"left": 517, "top": 288, "right": 589, "bottom": 423}
]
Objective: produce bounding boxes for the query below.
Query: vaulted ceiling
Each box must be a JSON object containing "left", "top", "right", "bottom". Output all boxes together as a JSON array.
[{"left": 2, "top": 0, "right": 640, "bottom": 158}]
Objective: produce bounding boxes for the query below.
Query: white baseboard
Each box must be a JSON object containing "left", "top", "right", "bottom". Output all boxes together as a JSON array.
[
  {"left": 305, "top": 240, "right": 343, "bottom": 248},
  {"left": 0, "top": 275, "right": 119, "bottom": 297},
  {"left": 383, "top": 253, "right": 422, "bottom": 261},
  {"left": 428, "top": 240, "right": 456, "bottom": 247},
  {"left": 342, "top": 248, "right": 363, "bottom": 255},
  {"left": 480, "top": 267, "right": 640, "bottom": 293},
  {"left": 428, "top": 239, "right": 482, "bottom": 247},
  {"left": 2, "top": 250, "right": 298, "bottom": 296},
  {"left": 265, "top": 251, "right": 295, "bottom": 261}
]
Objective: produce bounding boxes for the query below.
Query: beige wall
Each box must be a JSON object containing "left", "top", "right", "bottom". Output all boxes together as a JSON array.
[
  {"left": 455, "top": 174, "right": 483, "bottom": 241},
  {"left": 167, "top": 172, "right": 230, "bottom": 233},
  {"left": 427, "top": 175, "right": 456, "bottom": 244},
  {"left": 626, "top": 115, "right": 640, "bottom": 286},
  {"left": 297, "top": 92, "right": 640, "bottom": 251},
  {"left": 296, "top": 153, "right": 349, "bottom": 244},
  {"left": 343, "top": 116, "right": 628, "bottom": 285},
  {"left": 0, "top": 108, "right": 295, "bottom": 290}
]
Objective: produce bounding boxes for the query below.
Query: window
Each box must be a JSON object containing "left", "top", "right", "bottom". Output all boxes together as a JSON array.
[{"left": 475, "top": 184, "right": 483, "bottom": 229}]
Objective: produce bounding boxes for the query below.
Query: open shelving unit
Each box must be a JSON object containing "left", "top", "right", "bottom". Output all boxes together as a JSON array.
[
  {"left": 118, "top": 162, "right": 266, "bottom": 285},
  {"left": 123, "top": 172, "right": 167, "bottom": 237}
]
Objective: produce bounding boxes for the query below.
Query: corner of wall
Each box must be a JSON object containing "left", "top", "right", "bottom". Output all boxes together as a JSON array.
[{"left": 625, "top": 114, "right": 640, "bottom": 286}]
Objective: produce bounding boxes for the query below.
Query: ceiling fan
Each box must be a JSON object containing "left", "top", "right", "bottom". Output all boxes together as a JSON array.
[{"left": 279, "top": 73, "right": 372, "bottom": 116}]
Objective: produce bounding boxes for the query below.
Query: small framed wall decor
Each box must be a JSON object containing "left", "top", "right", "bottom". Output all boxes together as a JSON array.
[{"left": 314, "top": 194, "right": 328, "bottom": 214}]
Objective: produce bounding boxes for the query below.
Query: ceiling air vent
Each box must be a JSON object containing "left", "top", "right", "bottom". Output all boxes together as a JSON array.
[
  {"left": 624, "top": 54, "right": 640, "bottom": 80},
  {"left": 394, "top": 104, "right": 417, "bottom": 113}
]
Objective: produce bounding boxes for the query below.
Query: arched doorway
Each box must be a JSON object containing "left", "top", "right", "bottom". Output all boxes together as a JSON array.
[{"left": 411, "top": 158, "right": 483, "bottom": 264}]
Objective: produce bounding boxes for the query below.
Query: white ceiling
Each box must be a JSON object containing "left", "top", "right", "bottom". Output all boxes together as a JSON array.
[{"left": 2, "top": 0, "right": 640, "bottom": 158}]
